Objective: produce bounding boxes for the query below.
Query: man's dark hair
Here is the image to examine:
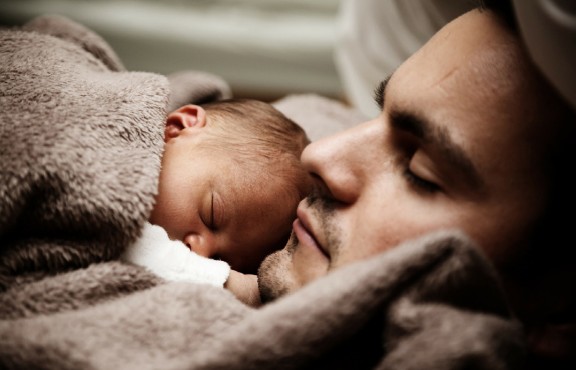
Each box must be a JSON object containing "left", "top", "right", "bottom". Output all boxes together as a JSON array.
[{"left": 476, "top": 0, "right": 517, "bottom": 29}]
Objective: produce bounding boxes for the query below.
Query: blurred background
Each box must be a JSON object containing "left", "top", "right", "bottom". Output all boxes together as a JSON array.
[
  {"left": 0, "top": 0, "right": 474, "bottom": 117},
  {"left": 0, "top": 0, "right": 343, "bottom": 102}
]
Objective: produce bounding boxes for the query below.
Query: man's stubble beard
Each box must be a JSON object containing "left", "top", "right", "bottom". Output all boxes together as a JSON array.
[
  {"left": 257, "top": 189, "right": 341, "bottom": 304},
  {"left": 257, "top": 232, "right": 299, "bottom": 303}
]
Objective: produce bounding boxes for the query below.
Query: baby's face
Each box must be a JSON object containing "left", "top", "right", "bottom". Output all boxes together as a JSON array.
[{"left": 150, "top": 127, "right": 298, "bottom": 273}]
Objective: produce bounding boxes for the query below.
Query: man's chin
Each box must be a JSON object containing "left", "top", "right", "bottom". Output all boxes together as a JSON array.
[{"left": 257, "top": 235, "right": 299, "bottom": 303}]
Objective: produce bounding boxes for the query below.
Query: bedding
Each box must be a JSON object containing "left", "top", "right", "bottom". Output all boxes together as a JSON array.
[{"left": 0, "top": 15, "right": 526, "bottom": 369}]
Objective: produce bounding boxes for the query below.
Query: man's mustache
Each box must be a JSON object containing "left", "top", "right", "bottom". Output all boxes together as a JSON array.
[{"left": 305, "top": 181, "right": 337, "bottom": 214}]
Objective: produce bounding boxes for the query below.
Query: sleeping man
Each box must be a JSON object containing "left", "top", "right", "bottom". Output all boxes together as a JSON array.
[
  {"left": 258, "top": 2, "right": 576, "bottom": 368},
  {"left": 0, "top": 1, "right": 574, "bottom": 369}
]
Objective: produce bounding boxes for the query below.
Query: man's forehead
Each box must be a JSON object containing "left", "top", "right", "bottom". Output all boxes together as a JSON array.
[
  {"left": 386, "top": 12, "right": 539, "bottom": 128},
  {"left": 405, "top": 9, "right": 521, "bottom": 86}
]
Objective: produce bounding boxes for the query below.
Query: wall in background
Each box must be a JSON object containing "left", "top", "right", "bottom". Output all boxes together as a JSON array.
[{"left": 0, "top": 0, "right": 344, "bottom": 101}]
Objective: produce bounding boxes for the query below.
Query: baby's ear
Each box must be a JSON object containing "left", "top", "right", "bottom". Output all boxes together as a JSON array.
[{"left": 164, "top": 104, "right": 207, "bottom": 142}]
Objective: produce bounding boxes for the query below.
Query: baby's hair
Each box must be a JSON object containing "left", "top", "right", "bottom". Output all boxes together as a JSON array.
[
  {"left": 201, "top": 98, "right": 310, "bottom": 157},
  {"left": 199, "top": 98, "right": 312, "bottom": 209}
]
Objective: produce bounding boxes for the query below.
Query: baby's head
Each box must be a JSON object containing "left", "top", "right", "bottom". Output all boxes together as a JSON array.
[{"left": 150, "top": 99, "right": 311, "bottom": 273}]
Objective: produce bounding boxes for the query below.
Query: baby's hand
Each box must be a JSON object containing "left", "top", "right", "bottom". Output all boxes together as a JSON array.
[{"left": 224, "top": 270, "right": 261, "bottom": 307}]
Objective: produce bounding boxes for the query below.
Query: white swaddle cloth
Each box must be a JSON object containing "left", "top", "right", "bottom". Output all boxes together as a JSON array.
[{"left": 122, "top": 223, "right": 230, "bottom": 287}]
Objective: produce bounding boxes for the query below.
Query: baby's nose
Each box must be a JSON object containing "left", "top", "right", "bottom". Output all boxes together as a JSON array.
[{"left": 183, "top": 233, "right": 217, "bottom": 259}]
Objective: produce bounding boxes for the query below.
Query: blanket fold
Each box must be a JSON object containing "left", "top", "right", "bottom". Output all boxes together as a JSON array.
[
  {"left": 0, "top": 14, "right": 526, "bottom": 369},
  {"left": 0, "top": 14, "right": 231, "bottom": 291},
  {"left": 0, "top": 231, "right": 526, "bottom": 370}
]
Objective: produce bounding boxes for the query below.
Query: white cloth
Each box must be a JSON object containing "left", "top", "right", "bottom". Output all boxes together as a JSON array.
[
  {"left": 335, "top": 0, "right": 473, "bottom": 118},
  {"left": 121, "top": 223, "right": 230, "bottom": 287}
]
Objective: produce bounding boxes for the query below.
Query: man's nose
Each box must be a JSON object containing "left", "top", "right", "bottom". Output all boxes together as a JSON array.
[{"left": 301, "top": 121, "right": 377, "bottom": 204}]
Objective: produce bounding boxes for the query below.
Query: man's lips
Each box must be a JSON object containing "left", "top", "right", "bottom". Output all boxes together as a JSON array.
[{"left": 293, "top": 207, "right": 329, "bottom": 259}]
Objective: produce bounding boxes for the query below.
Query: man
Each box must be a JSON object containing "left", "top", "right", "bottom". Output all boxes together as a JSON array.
[{"left": 260, "top": 2, "right": 576, "bottom": 368}]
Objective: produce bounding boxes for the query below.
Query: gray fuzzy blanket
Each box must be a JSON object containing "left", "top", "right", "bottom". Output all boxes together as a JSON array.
[{"left": 0, "top": 15, "right": 526, "bottom": 369}]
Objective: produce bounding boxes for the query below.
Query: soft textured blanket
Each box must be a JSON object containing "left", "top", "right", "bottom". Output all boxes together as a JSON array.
[{"left": 0, "top": 15, "right": 526, "bottom": 369}]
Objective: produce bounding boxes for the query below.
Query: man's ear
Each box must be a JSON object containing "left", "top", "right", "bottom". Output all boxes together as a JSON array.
[{"left": 164, "top": 104, "right": 207, "bottom": 142}]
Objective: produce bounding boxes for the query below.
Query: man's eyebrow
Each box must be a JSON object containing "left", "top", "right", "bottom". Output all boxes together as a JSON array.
[
  {"left": 390, "top": 110, "right": 486, "bottom": 192},
  {"left": 373, "top": 74, "right": 393, "bottom": 110}
]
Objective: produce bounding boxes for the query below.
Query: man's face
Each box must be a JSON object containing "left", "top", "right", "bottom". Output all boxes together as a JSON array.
[
  {"left": 259, "top": 10, "right": 562, "bottom": 299},
  {"left": 150, "top": 126, "right": 296, "bottom": 274}
]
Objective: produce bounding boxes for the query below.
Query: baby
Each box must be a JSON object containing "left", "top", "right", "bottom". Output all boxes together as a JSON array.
[{"left": 122, "top": 98, "right": 311, "bottom": 305}]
